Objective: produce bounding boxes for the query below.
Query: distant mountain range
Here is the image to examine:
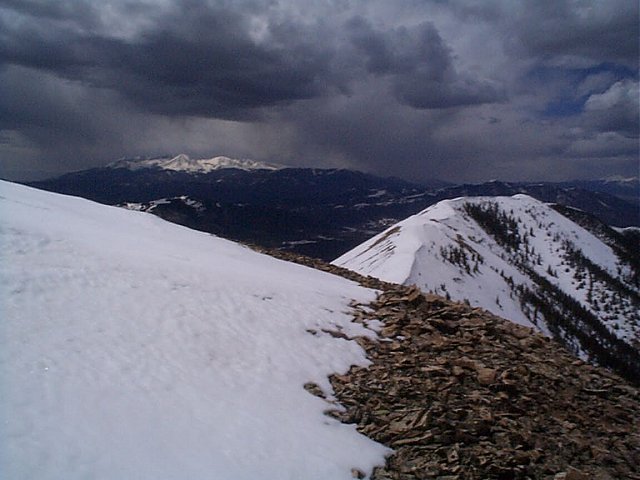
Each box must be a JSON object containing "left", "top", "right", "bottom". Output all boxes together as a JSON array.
[
  {"left": 108, "top": 154, "right": 284, "bottom": 173},
  {"left": 557, "top": 177, "right": 640, "bottom": 205},
  {"left": 334, "top": 194, "right": 640, "bottom": 381},
  {"left": 27, "top": 154, "right": 639, "bottom": 261}
]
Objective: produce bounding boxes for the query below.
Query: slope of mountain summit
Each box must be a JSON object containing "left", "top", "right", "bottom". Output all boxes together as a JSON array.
[
  {"left": 0, "top": 180, "right": 388, "bottom": 480},
  {"left": 2, "top": 182, "right": 639, "bottom": 479},
  {"left": 334, "top": 194, "right": 640, "bottom": 380}
]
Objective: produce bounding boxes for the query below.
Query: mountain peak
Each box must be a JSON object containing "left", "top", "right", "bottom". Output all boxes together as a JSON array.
[
  {"left": 334, "top": 194, "right": 640, "bottom": 380},
  {"left": 108, "top": 154, "right": 285, "bottom": 173}
]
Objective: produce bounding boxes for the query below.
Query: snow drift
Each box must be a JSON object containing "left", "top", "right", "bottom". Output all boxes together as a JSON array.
[{"left": 0, "top": 180, "right": 388, "bottom": 480}]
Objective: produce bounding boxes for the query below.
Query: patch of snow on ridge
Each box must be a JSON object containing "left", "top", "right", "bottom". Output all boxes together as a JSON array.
[
  {"left": 120, "top": 196, "right": 204, "bottom": 213},
  {"left": 0, "top": 181, "right": 388, "bottom": 480},
  {"left": 602, "top": 175, "right": 639, "bottom": 184},
  {"left": 109, "top": 154, "right": 285, "bottom": 173}
]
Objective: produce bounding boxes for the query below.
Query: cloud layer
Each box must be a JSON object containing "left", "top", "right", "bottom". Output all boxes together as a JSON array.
[{"left": 0, "top": 0, "right": 638, "bottom": 181}]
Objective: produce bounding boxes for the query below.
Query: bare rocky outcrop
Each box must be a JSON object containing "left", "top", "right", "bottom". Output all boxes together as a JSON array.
[
  {"left": 247, "top": 244, "right": 394, "bottom": 290},
  {"left": 331, "top": 287, "right": 639, "bottom": 479},
  {"left": 250, "top": 246, "right": 640, "bottom": 479}
]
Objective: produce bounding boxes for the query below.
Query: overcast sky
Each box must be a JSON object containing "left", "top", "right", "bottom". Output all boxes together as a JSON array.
[{"left": 0, "top": 0, "right": 638, "bottom": 182}]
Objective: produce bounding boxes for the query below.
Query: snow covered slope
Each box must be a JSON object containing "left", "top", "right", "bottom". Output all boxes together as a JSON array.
[
  {"left": 334, "top": 195, "right": 640, "bottom": 373},
  {"left": 0, "top": 181, "right": 388, "bottom": 480},
  {"left": 109, "top": 153, "right": 284, "bottom": 173}
]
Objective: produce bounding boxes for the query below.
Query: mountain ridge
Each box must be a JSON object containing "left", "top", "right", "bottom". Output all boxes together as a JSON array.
[{"left": 334, "top": 194, "right": 640, "bottom": 381}]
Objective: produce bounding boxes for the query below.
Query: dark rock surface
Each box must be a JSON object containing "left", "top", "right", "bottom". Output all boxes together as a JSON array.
[{"left": 333, "top": 288, "right": 639, "bottom": 479}]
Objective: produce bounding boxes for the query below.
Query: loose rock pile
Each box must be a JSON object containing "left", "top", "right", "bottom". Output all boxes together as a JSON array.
[
  {"left": 250, "top": 245, "right": 640, "bottom": 479},
  {"left": 247, "top": 244, "right": 393, "bottom": 290},
  {"left": 330, "top": 287, "right": 639, "bottom": 479}
]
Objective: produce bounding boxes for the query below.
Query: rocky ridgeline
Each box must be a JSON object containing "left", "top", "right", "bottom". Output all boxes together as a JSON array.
[
  {"left": 249, "top": 246, "right": 640, "bottom": 479},
  {"left": 248, "top": 244, "right": 394, "bottom": 290}
]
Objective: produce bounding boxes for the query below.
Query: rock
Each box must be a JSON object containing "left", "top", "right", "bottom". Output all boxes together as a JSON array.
[
  {"left": 565, "top": 467, "right": 590, "bottom": 480},
  {"left": 351, "top": 468, "right": 365, "bottom": 479},
  {"left": 447, "top": 447, "right": 459, "bottom": 463},
  {"left": 421, "top": 365, "right": 449, "bottom": 376},
  {"left": 391, "top": 432, "right": 433, "bottom": 447},
  {"left": 477, "top": 368, "right": 497, "bottom": 385},
  {"left": 403, "top": 285, "right": 423, "bottom": 305},
  {"left": 303, "top": 382, "right": 325, "bottom": 398},
  {"left": 511, "top": 325, "right": 532, "bottom": 339}
]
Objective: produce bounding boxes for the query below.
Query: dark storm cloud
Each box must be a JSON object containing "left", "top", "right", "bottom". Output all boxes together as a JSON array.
[
  {"left": 0, "top": 0, "right": 506, "bottom": 122},
  {"left": 0, "top": 0, "right": 340, "bottom": 119},
  {"left": 0, "top": 0, "right": 98, "bottom": 24},
  {"left": 509, "top": 1, "right": 638, "bottom": 68},
  {"left": 348, "top": 18, "right": 504, "bottom": 109},
  {"left": 0, "top": 0, "right": 638, "bottom": 182},
  {"left": 448, "top": 0, "right": 638, "bottom": 68}
]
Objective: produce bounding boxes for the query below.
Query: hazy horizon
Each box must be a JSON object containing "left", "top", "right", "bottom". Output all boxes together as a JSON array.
[{"left": 4, "top": 152, "right": 640, "bottom": 185}]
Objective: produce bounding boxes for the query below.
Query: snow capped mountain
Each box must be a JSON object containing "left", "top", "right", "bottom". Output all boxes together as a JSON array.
[
  {"left": 109, "top": 153, "right": 284, "bottom": 173},
  {"left": 334, "top": 195, "right": 640, "bottom": 376},
  {"left": 0, "top": 180, "right": 388, "bottom": 479}
]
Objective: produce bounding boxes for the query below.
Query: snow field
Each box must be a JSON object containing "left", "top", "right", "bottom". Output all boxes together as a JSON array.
[{"left": 0, "top": 181, "right": 389, "bottom": 480}]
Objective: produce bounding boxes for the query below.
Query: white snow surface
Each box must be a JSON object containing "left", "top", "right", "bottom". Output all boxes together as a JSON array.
[
  {"left": 0, "top": 181, "right": 389, "bottom": 480},
  {"left": 334, "top": 195, "right": 638, "bottom": 345},
  {"left": 109, "top": 153, "right": 284, "bottom": 173}
]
